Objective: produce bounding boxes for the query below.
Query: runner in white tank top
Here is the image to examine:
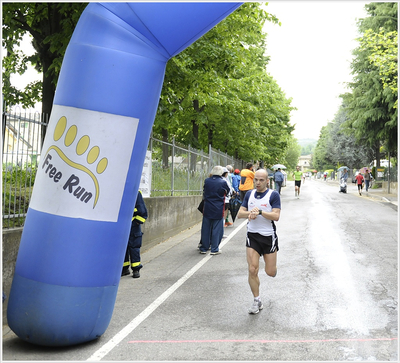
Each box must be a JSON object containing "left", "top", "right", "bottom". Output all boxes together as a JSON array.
[{"left": 237, "top": 169, "right": 281, "bottom": 314}]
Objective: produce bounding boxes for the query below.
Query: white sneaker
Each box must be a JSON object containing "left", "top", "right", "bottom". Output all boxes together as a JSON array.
[{"left": 248, "top": 299, "right": 263, "bottom": 314}]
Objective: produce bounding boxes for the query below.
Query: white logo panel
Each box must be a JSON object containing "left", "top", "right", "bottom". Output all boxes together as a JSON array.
[{"left": 30, "top": 105, "right": 138, "bottom": 222}]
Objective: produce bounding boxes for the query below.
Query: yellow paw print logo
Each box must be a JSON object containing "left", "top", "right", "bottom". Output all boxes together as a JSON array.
[{"left": 45, "top": 116, "right": 108, "bottom": 208}]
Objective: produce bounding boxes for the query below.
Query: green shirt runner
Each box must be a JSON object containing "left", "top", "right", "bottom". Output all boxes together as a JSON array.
[{"left": 293, "top": 171, "right": 303, "bottom": 181}]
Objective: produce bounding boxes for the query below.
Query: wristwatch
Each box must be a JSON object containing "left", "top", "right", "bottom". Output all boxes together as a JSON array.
[{"left": 258, "top": 210, "right": 263, "bottom": 215}]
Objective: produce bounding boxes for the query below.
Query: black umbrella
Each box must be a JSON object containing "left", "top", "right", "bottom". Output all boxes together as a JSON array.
[{"left": 229, "top": 194, "right": 242, "bottom": 222}]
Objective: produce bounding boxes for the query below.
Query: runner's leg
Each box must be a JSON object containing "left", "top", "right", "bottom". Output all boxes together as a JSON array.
[
  {"left": 246, "top": 247, "right": 261, "bottom": 297},
  {"left": 263, "top": 250, "right": 277, "bottom": 277}
]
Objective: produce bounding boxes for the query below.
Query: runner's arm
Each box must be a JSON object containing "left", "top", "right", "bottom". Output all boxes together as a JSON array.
[
  {"left": 237, "top": 205, "right": 252, "bottom": 220},
  {"left": 259, "top": 208, "right": 280, "bottom": 221}
]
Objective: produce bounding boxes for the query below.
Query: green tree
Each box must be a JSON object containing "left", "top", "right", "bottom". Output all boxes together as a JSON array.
[
  {"left": 313, "top": 124, "right": 335, "bottom": 171},
  {"left": 360, "top": 28, "right": 397, "bottom": 108},
  {"left": 3, "top": 3, "right": 294, "bottom": 167},
  {"left": 282, "top": 135, "right": 301, "bottom": 171},
  {"left": 342, "top": 2, "right": 397, "bottom": 166},
  {"left": 329, "top": 104, "right": 375, "bottom": 168},
  {"left": 301, "top": 143, "right": 316, "bottom": 156},
  {"left": 154, "top": 2, "right": 294, "bottom": 163},
  {"left": 313, "top": 103, "right": 375, "bottom": 171},
  {"left": 2, "top": 3, "right": 88, "bottom": 116}
]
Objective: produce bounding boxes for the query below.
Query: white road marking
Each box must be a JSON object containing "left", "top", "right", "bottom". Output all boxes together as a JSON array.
[{"left": 86, "top": 219, "right": 248, "bottom": 361}]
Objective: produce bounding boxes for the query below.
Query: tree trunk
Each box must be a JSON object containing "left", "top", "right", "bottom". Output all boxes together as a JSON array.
[
  {"left": 40, "top": 42, "right": 56, "bottom": 146},
  {"left": 375, "top": 140, "right": 381, "bottom": 168},
  {"left": 162, "top": 128, "right": 169, "bottom": 169},
  {"left": 208, "top": 127, "right": 213, "bottom": 146},
  {"left": 190, "top": 120, "right": 199, "bottom": 172}
]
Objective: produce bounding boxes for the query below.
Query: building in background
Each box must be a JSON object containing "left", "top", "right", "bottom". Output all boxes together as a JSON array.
[{"left": 298, "top": 154, "right": 312, "bottom": 171}]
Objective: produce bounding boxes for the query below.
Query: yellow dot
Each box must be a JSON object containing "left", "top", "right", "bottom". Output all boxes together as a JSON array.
[
  {"left": 54, "top": 117, "right": 67, "bottom": 141},
  {"left": 97, "top": 158, "right": 108, "bottom": 174},
  {"left": 76, "top": 136, "right": 90, "bottom": 155},
  {"left": 65, "top": 125, "right": 77, "bottom": 146},
  {"left": 87, "top": 146, "right": 100, "bottom": 164}
]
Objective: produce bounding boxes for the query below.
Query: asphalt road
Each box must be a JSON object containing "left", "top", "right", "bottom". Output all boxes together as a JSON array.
[{"left": 3, "top": 179, "right": 398, "bottom": 361}]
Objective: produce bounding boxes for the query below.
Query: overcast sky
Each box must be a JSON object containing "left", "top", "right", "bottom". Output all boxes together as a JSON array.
[{"left": 262, "top": 1, "right": 369, "bottom": 140}]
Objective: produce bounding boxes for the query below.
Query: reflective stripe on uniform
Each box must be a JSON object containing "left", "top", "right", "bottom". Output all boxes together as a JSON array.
[{"left": 132, "top": 215, "right": 146, "bottom": 223}]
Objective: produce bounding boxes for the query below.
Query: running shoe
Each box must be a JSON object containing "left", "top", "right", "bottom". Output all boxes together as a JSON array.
[
  {"left": 210, "top": 251, "right": 221, "bottom": 255},
  {"left": 248, "top": 299, "right": 263, "bottom": 314}
]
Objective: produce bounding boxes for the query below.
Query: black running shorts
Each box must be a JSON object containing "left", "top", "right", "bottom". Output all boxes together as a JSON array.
[
  {"left": 246, "top": 231, "right": 279, "bottom": 256},
  {"left": 295, "top": 180, "right": 301, "bottom": 188}
]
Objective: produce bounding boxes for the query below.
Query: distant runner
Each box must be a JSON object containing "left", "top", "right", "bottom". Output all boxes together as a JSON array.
[{"left": 292, "top": 166, "right": 303, "bottom": 198}]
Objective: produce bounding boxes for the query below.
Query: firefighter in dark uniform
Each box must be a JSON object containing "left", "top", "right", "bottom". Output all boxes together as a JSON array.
[{"left": 122, "top": 190, "right": 148, "bottom": 278}]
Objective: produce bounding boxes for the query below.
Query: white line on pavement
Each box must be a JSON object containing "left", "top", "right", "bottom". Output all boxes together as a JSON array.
[{"left": 86, "top": 219, "right": 248, "bottom": 361}]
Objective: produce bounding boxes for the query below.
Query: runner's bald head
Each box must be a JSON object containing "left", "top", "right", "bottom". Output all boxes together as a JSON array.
[{"left": 255, "top": 168, "right": 268, "bottom": 179}]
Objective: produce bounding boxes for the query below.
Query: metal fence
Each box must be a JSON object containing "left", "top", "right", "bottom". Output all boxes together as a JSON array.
[
  {"left": 148, "top": 136, "right": 243, "bottom": 196},
  {"left": 2, "top": 108, "right": 245, "bottom": 228}
]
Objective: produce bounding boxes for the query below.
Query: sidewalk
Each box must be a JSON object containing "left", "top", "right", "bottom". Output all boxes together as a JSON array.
[{"left": 315, "top": 178, "right": 398, "bottom": 207}]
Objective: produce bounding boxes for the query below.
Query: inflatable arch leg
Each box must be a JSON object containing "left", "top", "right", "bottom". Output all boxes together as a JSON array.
[{"left": 7, "top": 2, "right": 242, "bottom": 346}]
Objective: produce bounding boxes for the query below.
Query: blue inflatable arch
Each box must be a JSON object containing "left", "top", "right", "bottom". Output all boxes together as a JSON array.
[{"left": 7, "top": 2, "right": 242, "bottom": 346}]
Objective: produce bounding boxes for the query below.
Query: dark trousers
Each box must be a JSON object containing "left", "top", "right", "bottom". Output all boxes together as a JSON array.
[
  {"left": 123, "top": 222, "right": 143, "bottom": 272},
  {"left": 275, "top": 181, "right": 282, "bottom": 194},
  {"left": 200, "top": 217, "right": 224, "bottom": 253}
]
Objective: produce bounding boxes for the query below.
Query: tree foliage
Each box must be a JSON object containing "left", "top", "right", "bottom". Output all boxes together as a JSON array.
[
  {"left": 3, "top": 3, "right": 295, "bottom": 167},
  {"left": 341, "top": 2, "right": 397, "bottom": 162},
  {"left": 154, "top": 2, "right": 295, "bottom": 163},
  {"left": 2, "top": 3, "right": 88, "bottom": 114},
  {"left": 313, "top": 104, "right": 375, "bottom": 172},
  {"left": 282, "top": 136, "right": 301, "bottom": 171},
  {"left": 360, "top": 27, "right": 398, "bottom": 107}
]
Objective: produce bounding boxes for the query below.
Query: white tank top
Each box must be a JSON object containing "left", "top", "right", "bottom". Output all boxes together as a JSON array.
[{"left": 247, "top": 189, "right": 275, "bottom": 236}]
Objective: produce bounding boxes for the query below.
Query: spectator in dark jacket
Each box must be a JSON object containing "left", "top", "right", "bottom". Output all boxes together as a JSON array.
[
  {"left": 274, "top": 168, "right": 284, "bottom": 194},
  {"left": 199, "top": 166, "right": 230, "bottom": 255}
]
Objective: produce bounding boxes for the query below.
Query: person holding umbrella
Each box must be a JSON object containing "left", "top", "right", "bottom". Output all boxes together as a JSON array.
[
  {"left": 237, "top": 169, "right": 281, "bottom": 314},
  {"left": 342, "top": 168, "right": 348, "bottom": 183},
  {"left": 273, "top": 168, "right": 284, "bottom": 194}
]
